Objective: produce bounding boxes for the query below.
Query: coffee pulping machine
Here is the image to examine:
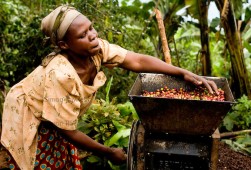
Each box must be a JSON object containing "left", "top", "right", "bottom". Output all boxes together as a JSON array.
[{"left": 127, "top": 73, "right": 235, "bottom": 170}]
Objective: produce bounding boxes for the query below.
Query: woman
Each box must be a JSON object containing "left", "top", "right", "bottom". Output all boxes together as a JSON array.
[{"left": 1, "top": 5, "right": 218, "bottom": 170}]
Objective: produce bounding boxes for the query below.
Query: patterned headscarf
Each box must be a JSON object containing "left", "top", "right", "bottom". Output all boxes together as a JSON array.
[{"left": 41, "top": 5, "right": 82, "bottom": 45}]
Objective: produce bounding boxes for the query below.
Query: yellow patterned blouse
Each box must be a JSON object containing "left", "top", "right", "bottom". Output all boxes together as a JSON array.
[{"left": 1, "top": 38, "right": 127, "bottom": 170}]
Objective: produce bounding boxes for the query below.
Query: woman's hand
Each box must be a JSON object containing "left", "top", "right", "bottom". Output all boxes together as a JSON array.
[
  {"left": 107, "top": 147, "right": 127, "bottom": 165},
  {"left": 59, "top": 129, "right": 127, "bottom": 165},
  {"left": 183, "top": 71, "right": 219, "bottom": 95}
]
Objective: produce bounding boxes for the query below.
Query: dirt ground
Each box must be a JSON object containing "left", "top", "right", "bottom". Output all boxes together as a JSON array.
[
  {"left": 217, "top": 142, "right": 251, "bottom": 170},
  {"left": 0, "top": 141, "right": 251, "bottom": 169}
]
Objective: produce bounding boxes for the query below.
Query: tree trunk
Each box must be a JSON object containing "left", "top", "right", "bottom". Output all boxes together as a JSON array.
[
  {"left": 215, "top": 0, "right": 251, "bottom": 99},
  {"left": 198, "top": 0, "right": 212, "bottom": 76},
  {"left": 154, "top": 9, "right": 172, "bottom": 64}
]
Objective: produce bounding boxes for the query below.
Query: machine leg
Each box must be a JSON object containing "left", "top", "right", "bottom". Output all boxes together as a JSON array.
[{"left": 211, "top": 128, "right": 220, "bottom": 170}]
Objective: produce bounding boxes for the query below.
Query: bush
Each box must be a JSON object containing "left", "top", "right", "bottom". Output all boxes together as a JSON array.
[
  {"left": 77, "top": 77, "right": 138, "bottom": 169},
  {"left": 222, "top": 95, "right": 251, "bottom": 131}
]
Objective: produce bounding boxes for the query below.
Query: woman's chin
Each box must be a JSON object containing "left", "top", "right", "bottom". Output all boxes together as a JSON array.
[{"left": 90, "top": 45, "right": 101, "bottom": 55}]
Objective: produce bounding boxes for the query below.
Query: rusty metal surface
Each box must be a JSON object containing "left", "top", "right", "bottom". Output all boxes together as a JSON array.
[
  {"left": 145, "top": 132, "right": 211, "bottom": 157},
  {"left": 128, "top": 73, "right": 235, "bottom": 135},
  {"left": 127, "top": 120, "right": 145, "bottom": 170},
  {"left": 144, "top": 133, "right": 211, "bottom": 169},
  {"left": 127, "top": 120, "right": 212, "bottom": 170}
]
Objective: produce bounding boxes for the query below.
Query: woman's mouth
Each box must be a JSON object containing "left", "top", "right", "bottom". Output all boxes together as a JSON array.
[
  {"left": 90, "top": 44, "right": 101, "bottom": 54},
  {"left": 93, "top": 44, "right": 99, "bottom": 49}
]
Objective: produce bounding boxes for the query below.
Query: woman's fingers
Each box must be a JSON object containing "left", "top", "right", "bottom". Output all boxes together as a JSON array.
[
  {"left": 206, "top": 79, "right": 219, "bottom": 94},
  {"left": 189, "top": 75, "right": 219, "bottom": 94},
  {"left": 108, "top": 148, "right": 127, "bottom": 165}
]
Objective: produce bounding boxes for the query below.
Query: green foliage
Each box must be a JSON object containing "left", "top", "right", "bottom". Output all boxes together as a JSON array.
[
  {"left": 154, "top": 0, "right": 186, "bottom": 60},
  {"left": 171, "top": 21, "right": 232, "bottom": 78},
  {"left": 0, "top": 0, "right": 51, "bottom": 86},
  {"left": 170, "top": 23, "right": 202, "bottom": 73},
  {"left": 119, "top": 0, "right": 159, "bottom": 55},
  {"left": 210, "top": 33, "right": 231, "bottom": 79},
  {"left": 184, "top": 0, "right": 199, "bottom": 20},
  {"left": 223, "top": 134, "right": 251, "bottom": 155},
  {"left": 77, "top": 99, "right": 137, "bottom": 149},
  {"left": 0, "top": 0, "right": 29, "bottom": 83},
  {"left": 0, "top": 92, "right": 4, "bottom": 125},
  {"left": 222, "top": 95, "right": 251, "bottom": 131},
  {"left": 96, "top": 68, "right": 137, "bottom": 103},
  {"left": 220, "top": 95, "right": 251, "bottom": 156},
  {"left": 241, "top": 4, "right": 251, "bottom": 83},
  {"left": 0, "top": 81, "right": 9, "bottom": 125},
  {"left": 231, "top": 0, "right": 247, "bottom": 19},
  {"left": 77, "top": 78, "right": 138, "bottom": 169}
]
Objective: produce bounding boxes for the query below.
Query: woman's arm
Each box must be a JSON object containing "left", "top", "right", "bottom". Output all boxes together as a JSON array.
[
  {"left": 60, "top": 129, "right": 127, "bottom": 165},
  {"left": 120, "top": 51, "right": 218, "bottom": 94}
]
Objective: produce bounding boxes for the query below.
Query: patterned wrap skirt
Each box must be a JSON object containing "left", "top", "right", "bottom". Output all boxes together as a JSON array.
[{"left": 7, "top": 122, "right": 83, "bottom": 170}]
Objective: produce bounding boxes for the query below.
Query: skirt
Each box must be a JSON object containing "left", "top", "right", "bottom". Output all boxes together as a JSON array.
[{"left": 7, "top": 122, "right": 83, "bottom": 170}]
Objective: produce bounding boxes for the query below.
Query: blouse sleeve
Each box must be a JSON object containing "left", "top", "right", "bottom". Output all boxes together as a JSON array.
[
  {"left": 98, "top": 38, "right": 128, "bottom": 68},
  {"left": 42, "top": 69, "right": 80, "bottom": 130}
]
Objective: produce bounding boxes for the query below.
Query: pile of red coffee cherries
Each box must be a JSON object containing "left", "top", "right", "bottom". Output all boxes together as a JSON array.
[{"left": 141, "top": 86, "right": 225, "bottom": 101}]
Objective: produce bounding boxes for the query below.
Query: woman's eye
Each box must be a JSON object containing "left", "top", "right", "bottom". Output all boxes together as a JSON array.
[{"left": 80, "top": 33, "right": 86, "bottom": 38}]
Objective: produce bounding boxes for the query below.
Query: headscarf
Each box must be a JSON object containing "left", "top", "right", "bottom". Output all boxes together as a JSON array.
[
  {"left": 41, "top": 5, "right": 82, "bottom": 46},
  {"left": 41, "top": 5, "right": 82, "bottom": 66}
]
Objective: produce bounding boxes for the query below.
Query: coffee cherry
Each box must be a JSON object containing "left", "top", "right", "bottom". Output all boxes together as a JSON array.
[{"left": 141, "top": 86, "right": 225, "bottom": 101}]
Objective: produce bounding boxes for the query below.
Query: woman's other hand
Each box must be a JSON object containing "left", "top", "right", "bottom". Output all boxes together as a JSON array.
[{"left": 107, "top": 147, "right": 127, "bottom": 165}]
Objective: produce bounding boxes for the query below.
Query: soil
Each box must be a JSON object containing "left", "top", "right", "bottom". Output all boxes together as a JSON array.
[
  {"left": 0, "top": 141, "right": 251, "bottom": 169},
  {"left": 217, "top": 142, "right": 251, "bottom": 170}
]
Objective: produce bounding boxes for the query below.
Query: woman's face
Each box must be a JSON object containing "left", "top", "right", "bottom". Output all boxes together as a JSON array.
[{"left": 63, "top": 14, "right": 100, "bottom": 57}]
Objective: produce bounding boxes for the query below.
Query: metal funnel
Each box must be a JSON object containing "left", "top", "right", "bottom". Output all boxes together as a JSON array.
[{"left": 128, "top": 73, "right": 235, "bottom": 136}]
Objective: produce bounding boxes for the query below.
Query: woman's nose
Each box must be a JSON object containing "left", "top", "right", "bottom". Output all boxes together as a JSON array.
[{"left": 89, "top": 30, "right": 97, "bottom": 41}]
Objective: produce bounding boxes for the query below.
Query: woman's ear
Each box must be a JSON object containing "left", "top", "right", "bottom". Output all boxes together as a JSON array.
[{"left": 58, "top": 41, "right": 69, "bottom": 50}]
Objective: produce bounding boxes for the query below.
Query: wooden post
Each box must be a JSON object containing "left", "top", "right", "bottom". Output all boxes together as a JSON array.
[
  {"left": 211, "top": 128, "right": 220, "bottom": 170},
  {"left": 154, "top": 8, "right": 172, "bottom": 64}
]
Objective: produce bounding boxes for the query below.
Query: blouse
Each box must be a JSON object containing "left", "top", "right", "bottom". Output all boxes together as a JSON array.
[{"left": 1, "top": 38, "right": 128, "bottom": 169}]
